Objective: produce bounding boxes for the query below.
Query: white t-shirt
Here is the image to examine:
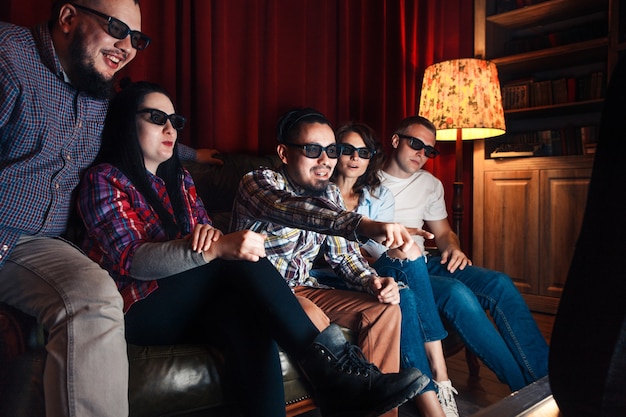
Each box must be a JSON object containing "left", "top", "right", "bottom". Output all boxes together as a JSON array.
[{"left": 378, "top": 169, "right": 448, "bottom": 253}]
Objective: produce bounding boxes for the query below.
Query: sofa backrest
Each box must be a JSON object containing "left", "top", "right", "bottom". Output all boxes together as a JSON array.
[{"left": 184, "top": 153, "right": 282, "bottom": 231}]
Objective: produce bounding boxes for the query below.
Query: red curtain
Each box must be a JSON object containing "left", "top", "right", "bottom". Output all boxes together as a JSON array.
[{"left": 2, "top": 0, "right": 475, "bottom": 249}]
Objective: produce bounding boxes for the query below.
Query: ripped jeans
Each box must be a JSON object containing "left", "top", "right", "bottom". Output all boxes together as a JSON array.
[{"left": 373, "top": 253, "right": 446, "bottom": 393}]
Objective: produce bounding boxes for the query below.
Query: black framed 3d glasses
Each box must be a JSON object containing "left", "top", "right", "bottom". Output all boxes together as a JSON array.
[
  {"left": 396, "top": 134, "right": 440, "bottom": 158},
  {"left": 338, "top": 144, "right": 376, "bottom": 159},
  {"left": 284, "top": 143, "right": 340, "bottom": 159},
  {"left": 137, "top": 109, "right": 186, "bottom": 130},
  {"left": 72, "top": 3, "right": 151, "bottom": 50}
]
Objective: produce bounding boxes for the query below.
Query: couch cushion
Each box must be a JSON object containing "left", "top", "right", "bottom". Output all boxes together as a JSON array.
[
  {"left": 184, "top": 154, "right": 280, "bottom": 232},
  {"left": 185, "top": 153, "right": 281, "bottom": 207},
  {"left": 128, "top": 344, "right": 230, "bottom": 417}
]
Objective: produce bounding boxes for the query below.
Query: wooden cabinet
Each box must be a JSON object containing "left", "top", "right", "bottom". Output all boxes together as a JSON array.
[
  {"left": 472, "top": 146, "right": 592, "bottom": 313},
  {"left": 471, "top": 0, "right": 623, "bottom": 313}
]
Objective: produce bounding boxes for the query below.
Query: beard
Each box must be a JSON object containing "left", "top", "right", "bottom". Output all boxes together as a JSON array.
[
  {"left": 284, "top": 171, "right": 328, "bottom": 196},
  {"left": 66, "top": 29, "right": 116, "bottom": 99},
  {"left": 303, "top": 178, "right": 330, "bottom": 196}
]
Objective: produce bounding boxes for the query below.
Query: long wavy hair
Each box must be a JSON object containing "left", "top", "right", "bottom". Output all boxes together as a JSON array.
[
  {"left": 332, "top": 121, "right": 385, "bottom": 197},
  {"left": 95, "top": 80, "right": 188, "bottom": 239}
]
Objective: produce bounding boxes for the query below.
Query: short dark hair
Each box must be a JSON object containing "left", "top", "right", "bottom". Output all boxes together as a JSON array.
[
  {"left": 50, "top": 1, "right": 142, "bottom": 24},
  {"left": 394, "top": 115, "right": 437, "bottom": 137},
  {"left": 276, "top": 107, "right": 331, "bottom": 144}
]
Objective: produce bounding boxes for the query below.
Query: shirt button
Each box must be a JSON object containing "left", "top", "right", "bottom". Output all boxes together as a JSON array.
[
  {"left": 66, "top": 154, "right": 72, "bottom": 161},
  {"left": 55, "top": 183, "right": 60, "bottom": 189},
  {"left": 1, "top": 245, "right": 7, "bottom": 251}
]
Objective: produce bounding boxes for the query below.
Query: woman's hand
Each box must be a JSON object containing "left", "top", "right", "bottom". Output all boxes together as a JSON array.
[
  {"left": 190, "top": 224, "right": 223, "bottom": 253},
  {"left": 203, "top": 230, "right": 267, "bottom": 262}
]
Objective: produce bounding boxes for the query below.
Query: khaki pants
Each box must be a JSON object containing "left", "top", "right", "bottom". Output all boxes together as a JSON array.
[
  {"left": 295, "top": 286, "right": 402, "bottom": 417},
  {"left": 0, "top": 236, "right": 128, "bottom": 417}
]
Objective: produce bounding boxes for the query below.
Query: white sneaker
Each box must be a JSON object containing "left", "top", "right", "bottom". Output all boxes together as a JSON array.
[{"left": 435, "top": 380, "right": 460, "bottom": 417}]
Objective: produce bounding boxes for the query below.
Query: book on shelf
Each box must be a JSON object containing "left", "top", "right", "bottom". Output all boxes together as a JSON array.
[
  {"left": 558, "top": 126, "right": 598, "bottom": 156},
  {"left": 567, "top": 77, "right": 577, "bottom": 102},
  {"left": 502, "top": 78, "right": 534, "bottom": 110},
  {"left": 552, "top": 78, "right": 568, "bottom": 105},
  {"left": 576, "top": 71, "right": 605, "bottom": 101},
  {"left": 488, "top": 126, "right": 598, "bottom": 159},
  {"left": 591, "top": 71, "right": 604, "bottom": 100},
  {"left": 502, "top": 84, "right": 529, "bottom": 110},
  {"left": 537, "top": 129, "right": 558, "bottom": 156},
  {"left": 560, "top": 127, "right": 581, "bottom": 156},
  {"left": 501, "top": 72, "right": 605, "bottom": 111},
  {"left": 580, "top": 125, "right": 598, "bottom": 154},
  {"left": 530, "top": 80, "right": 552, "bottom": 107}
]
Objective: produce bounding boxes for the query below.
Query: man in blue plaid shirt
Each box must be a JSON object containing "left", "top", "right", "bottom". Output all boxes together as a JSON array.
[{"left": 0, "top": 2, "right": 148, "bottom": 416}]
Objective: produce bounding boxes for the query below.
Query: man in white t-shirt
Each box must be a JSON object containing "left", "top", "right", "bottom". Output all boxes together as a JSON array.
[{"left": 379, "top": 115, "right": 548, "bottom": 392}]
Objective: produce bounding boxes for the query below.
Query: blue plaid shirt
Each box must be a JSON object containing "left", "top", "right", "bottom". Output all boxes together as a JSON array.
[
  {"left": 0, "top": 22, "right": 199, "bottom": 269},
  {"left": 230, "top": 165, "right": 378, "bottom": 293},
  {"left": 0, "top": 22, "right": 107, "bottom": 268}
]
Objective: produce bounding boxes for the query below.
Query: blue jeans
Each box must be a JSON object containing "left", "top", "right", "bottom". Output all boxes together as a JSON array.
[
  {"left": 427, "top": 256, "right": 549, "bottom": 391},
  {"left": 373, "top": 254, "right": 446, "bottom": 393}
]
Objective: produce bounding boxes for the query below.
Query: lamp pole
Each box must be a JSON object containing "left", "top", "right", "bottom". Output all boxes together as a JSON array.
[{"left": 452, "top": 128, "right": 464, "bottom": 245}]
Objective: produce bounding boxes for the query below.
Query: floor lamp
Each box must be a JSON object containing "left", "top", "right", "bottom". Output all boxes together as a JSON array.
[{"left": 418, "top": 58, "right": 506, "bottom": 245}]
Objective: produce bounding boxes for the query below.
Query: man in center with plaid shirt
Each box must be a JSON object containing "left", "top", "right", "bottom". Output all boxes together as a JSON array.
[{"left": 231, "top": 107, "right": 426, "bottom": 417}]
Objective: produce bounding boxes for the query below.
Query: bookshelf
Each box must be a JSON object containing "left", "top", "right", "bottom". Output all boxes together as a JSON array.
[
  {"left": 472, "top": 0, "right": 623, "bottom": 313},
  {"left": 477, "top": 0, "right": 616, "bottom": 159}
]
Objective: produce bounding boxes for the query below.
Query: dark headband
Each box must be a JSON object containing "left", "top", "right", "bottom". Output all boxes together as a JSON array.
[{"left": 276, "top": 108, "right": 329, "bottom": 143}]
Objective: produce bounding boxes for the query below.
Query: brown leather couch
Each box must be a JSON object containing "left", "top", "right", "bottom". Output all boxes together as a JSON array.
[{"left": 0, "top": 153, "right": 475, "bottom": 417}]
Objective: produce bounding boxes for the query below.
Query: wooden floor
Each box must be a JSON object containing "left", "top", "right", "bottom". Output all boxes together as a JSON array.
[
  {"left": 300, "top": 312, "right": 556, "bottom": 417},
  {"left": 401, "top": 311, "right": 556, "bottom": 417}
]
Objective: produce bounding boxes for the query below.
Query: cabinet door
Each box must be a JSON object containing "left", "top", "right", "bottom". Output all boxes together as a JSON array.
[
  {"left": 539, "top": 168, "right": 592, "bottom": 299},
  {"left": 483, "top": 170, "right": 540, "bottom": 295}
]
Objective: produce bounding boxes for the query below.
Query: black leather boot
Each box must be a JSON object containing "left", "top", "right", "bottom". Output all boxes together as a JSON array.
[{"left": 298, "top": 324, "right": 429, "bottom": 417}]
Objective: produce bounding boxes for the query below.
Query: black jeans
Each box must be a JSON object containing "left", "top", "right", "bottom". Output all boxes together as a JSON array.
[{"left": 125, "top": 257, "right": 319, "bottom": 417}]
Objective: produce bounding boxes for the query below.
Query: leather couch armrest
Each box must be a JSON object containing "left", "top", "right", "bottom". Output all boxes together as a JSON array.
[{"left": 0, "top": 304, "right": 45, "bottom": 357}]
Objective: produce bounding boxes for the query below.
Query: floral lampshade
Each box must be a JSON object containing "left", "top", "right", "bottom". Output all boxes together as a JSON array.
[{"left": 419, "top": 58, "right": 506, "bottom": 141}]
